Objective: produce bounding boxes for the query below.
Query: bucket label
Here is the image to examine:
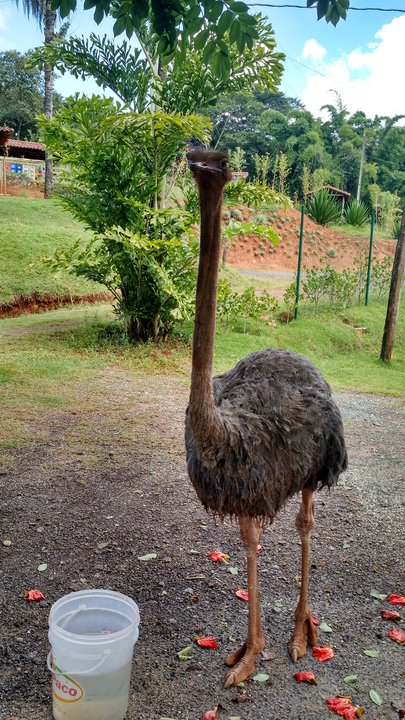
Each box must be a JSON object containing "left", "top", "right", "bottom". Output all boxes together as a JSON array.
[{"left": 52, "top": 659, "right": 84, "bottom": 704}]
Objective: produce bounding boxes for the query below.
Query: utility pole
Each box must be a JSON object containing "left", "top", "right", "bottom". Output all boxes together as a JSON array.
[
  {"left": 380, "top": 204, "right": 405, "bottom": 362},
  {"left": 356, "top": 136, "right": 366, "bottom": 202}
]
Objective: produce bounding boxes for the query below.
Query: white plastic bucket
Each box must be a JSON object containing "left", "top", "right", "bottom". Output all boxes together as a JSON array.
[{"left": 48, "top": 589, "right": 140, "bottom": 720}]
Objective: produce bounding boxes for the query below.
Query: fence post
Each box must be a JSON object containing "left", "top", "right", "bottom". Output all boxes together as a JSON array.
[
  {"left": 294, "top": 204, "right": 305, "bottom": 319},
  {"left": 365, "top": 210, "right": 374, "bottom": 305}
]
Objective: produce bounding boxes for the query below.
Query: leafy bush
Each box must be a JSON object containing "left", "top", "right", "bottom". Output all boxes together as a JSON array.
[
  {"left": 39, "top": 97, "right": 209, "bottom": 342},
  {"left": 217, "top": 281, "right": 279, "bottom": 332},
  {"left": 371, "top": 256, "right": 393, "bottom": 298},
  {"left": 301, "top": 255, "right": 393, "bottom": 308},
  {"left": 343, "top": 199, "right": 369, "bottom": 227},
  {"left": 305, "top": 189, "right": 341, "bottom": 226}
]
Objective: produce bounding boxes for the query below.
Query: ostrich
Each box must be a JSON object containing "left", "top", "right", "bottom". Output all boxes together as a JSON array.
[{"left": 185, "top": 149, "right": 348, "bottom": 688}]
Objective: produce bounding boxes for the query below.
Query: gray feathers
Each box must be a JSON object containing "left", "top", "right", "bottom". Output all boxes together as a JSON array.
[{"left": 185, "top": 348, "right": 348, "bottom": 521}]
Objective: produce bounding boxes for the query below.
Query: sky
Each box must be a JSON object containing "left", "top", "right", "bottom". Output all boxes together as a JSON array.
[{"left": 1, "top": 0, "right": 405, "bottom": 122}]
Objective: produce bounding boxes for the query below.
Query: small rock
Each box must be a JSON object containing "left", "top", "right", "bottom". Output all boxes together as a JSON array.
[{"left": 2, "top": 539, "right": 12, "bottom": 546}]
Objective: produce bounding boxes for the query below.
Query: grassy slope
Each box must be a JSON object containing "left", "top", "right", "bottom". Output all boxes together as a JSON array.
[{"left": 0, "top": 196, "right": 104, "bottom": 302}]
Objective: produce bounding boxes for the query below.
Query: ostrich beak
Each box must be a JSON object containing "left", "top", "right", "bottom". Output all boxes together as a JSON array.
[{"left": 187, "top": 160, "right": 223, "bottom": 174}]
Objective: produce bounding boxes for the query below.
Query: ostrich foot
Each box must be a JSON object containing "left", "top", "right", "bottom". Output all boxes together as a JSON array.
[
  {"left": 223, "top": 640, "right": 264, "bottom": 688},
  {"left": 288, "top": 610, "right": 318, "bottom": 662}
]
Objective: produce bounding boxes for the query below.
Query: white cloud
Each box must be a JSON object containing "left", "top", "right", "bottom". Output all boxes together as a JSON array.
[
  {"left": 299, "top": 15, "right": 405, "bottom": 123},
  {"left": 302, "top": 39, "right": 326, "bottom": 61},
  {"left": 0, "top": 8, "right": 12, "bottom": 49}
]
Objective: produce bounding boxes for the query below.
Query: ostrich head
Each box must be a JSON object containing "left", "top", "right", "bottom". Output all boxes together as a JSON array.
[{"left": 187, "top": 150, "right": 232, "bottom": 190}]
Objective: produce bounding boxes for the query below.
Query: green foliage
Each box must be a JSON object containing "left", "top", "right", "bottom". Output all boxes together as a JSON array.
[
  {"left": 225, "top": 179, "right": 290, "bottom": 210},
  {"left": 391, "top": 218, "right": 402, "bottom": 240},
  {"left": 29, "top": 34, "right": 151, "bottom": 111},
  {"left": 207, "top": 92, "right": 405, "bottom": 204},
  {"left": 217, "top": 280, "right": 279, "bottom": 332},
  {"left": 0, "top": 50, "right": 63, "bottom": 139},
  {"left": 32, "top": 16, "right": 284, "bottom": 112},
  {"left": 307, "top": 0, "right": 349, "bottom": 26},
  {"left": 343, "top": 199, "right": 369, "bottom": 227},
  {"left": 229, "top": 146, "right": 246, "bottom": 171},
  {"left": 301, "top": 256, "right": 392, "bottom": 308},
  {"left": 368, "top": 183, "right": 401, "bottom": 231},
  {"left": 47, "top": 0, "right": 285, "bottom": 82},
  {"left": 305, "top": 189, "right": 341, "bottom": 226},
  {"left": 253, "top": 153, "right": 272, "bottom": 183},
  {"left": 38, "top": 96, "right": 210, "bottom": 341}
]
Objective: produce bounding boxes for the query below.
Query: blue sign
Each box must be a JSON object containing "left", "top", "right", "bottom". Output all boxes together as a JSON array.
[{"left": 10, "top": 163, "right": 23, "bottom": 173}]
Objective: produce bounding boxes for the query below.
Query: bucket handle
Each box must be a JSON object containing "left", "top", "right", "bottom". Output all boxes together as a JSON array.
[{"left": 47, "top": 650, "right": 110, "bottom": 677}]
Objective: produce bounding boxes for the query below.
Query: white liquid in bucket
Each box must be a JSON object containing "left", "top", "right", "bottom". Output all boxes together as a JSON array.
[{"left": 52, "top": 660, "right": 132, "bottom": 720}]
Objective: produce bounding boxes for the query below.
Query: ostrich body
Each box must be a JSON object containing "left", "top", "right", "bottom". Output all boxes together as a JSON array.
[{"left": 185, "top": 150, "right": 348, "bottom": 688}]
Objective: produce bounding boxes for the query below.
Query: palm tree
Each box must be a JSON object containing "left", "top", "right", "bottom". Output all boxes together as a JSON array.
[{"left": 15, "top": 0, "right": 61, "bottom": 196}]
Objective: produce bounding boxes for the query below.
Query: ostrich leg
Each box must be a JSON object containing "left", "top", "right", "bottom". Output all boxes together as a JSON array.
[
  {"left": 224, "top": 516, "right": 265, "bottom": 688},
  {"left": 289, "top": 488, "right": 318, "bottom": 661}
]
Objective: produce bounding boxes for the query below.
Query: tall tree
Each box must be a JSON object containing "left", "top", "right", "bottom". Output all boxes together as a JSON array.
[
  {"left": 0, "top": 50, "right": 44, "bottom": 139},
  {"left": 48, "top": 0, "right": 347, "bottom": 80},
  {"left": 14, "top": 0, "right": 64, "bottom": 196}
]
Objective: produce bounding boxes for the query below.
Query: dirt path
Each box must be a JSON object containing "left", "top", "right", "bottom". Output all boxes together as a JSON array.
[{"left": 1, "top": 369, "right": 404, "bottom": 720}]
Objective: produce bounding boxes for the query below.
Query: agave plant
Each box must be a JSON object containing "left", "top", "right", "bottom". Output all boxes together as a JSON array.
[
  {"left": 305, "top": 189, "right": 341, "bottom": 226},
  {"left": 391, "top": 218, "right": 402, "bottom": 240},
  {"left": 343, "top": 199, "right": 370, "bottom": 227}
]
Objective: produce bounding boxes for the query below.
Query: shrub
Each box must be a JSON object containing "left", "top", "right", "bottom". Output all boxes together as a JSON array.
[
  {"left": 343, "top": 199, "right": 370, "bottom": 227},
  {"left": 305, "top": 190, "right": 341, "bottom": 226},
  {"left": 327, "top": 248, "right": 337, "bottom": 257}
]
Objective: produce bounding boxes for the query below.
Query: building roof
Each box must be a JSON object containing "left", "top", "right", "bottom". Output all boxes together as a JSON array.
[
  {"left": 7, "top": 139, "right": 45, "bottom": 151},
  {"left": 323, "top": 184, "right": 351, "bottom": 198}
]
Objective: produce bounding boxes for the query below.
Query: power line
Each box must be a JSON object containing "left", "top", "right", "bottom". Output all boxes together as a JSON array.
[{"left": 250, "top": 4, "right": 405, "bottom": 12}]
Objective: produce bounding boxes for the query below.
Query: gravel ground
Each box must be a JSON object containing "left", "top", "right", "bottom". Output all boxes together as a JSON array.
[{"left": 1, "top": 370, "right": 404, "bottom": 720}]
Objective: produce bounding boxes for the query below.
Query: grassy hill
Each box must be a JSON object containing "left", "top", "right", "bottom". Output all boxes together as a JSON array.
[{"left": 0, "top": 196, "right": 105, "bottom": 303}]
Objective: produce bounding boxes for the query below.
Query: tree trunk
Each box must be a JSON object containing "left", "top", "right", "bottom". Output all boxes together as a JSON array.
[
  {"left": 44, "top": 0, "right": 56, "bottom": 198},
  {"left": 380, "top": 204, "right": 405, "bottom": 362}
]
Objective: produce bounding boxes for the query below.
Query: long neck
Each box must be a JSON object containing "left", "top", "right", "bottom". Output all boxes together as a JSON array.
[{"left": 189, "top": 178, "right": 225, "bottom": 447}]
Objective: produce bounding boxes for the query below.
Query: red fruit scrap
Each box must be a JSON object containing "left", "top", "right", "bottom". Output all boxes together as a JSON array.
[
  {"left": 256, "top": 544, "right": 262, "bottom": 553},
  {"left": 24, "top": 589, "right": 45, "bottom": 602},
  {"left": 388, "top": 594, "right": 405, "bottom": 605},
  {"left": 209, "top": 551, "right": 229, "bottom": 563},
  {"left": 235, "top": 589, "right": 249, "bottom": 602},
  {"left": 293, "top": 671, "right": 317, "bottom": 685},
  {"left": 202, "top": 707, "right": 219, "bottom": 720},
  {"left": 326, "top": 696, "right": 364, "bottom": 719},
  {"left": 312, "top": 646, "right": 334, "bottom": 662},
  {"left": 196, "top": 636, "right": 219, "bottom": 649},
  {"left": 312, "top": 615, "right": 320, "bottom": 626},
  {"left": 381, "top": 609, "right": 402, "bottom": 622},
  {"left": 387, "top": 628, "right": 405, "bottom": 645}
]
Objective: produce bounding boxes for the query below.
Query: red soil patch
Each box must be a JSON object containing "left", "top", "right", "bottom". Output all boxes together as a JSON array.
[
  {"left": 0, "top": 291, "right": 112, "bottom": 318},
  {"left": 227, "top": 207, "right": 395, "bottom": 272},
  {"left": 3, "top": 183, "right": 44, "bottom": 199}
]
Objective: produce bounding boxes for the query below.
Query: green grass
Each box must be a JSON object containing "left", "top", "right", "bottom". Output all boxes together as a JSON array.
[{"left": 0, "top": 196, "right": 104, "bottom": 302}]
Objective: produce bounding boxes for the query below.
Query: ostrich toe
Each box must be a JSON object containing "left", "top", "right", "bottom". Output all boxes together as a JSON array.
[
  {"left": 223, "top": 639, "right": 264, "bottom": 688},
  {"left": 288, "top": 612, "right": 318, "bottom": 662}
]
